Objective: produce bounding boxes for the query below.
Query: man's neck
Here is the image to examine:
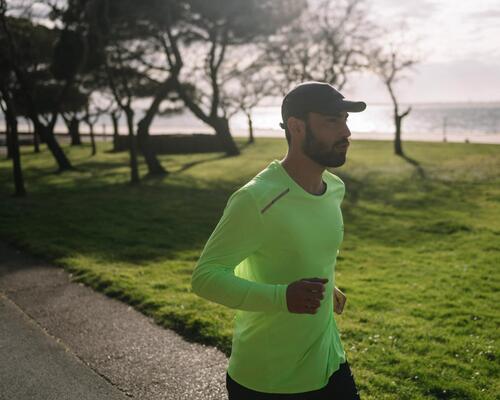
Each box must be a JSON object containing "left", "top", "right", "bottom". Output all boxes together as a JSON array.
[{"left": 279, "top": 155, "right": 326, "bottom": 195}]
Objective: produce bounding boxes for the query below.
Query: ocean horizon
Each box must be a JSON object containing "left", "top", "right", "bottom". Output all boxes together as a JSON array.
[{"left": 4, "top": 102, "right": 500, "bottom": 144}]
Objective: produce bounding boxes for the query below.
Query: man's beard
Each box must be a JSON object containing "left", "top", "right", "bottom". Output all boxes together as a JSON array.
[{"left": 301, "top": 121, "right": 347, "bottom": 168}]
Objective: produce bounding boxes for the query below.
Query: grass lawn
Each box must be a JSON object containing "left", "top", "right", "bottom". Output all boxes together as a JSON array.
[{"left": 0, "top": 137, "right": 499, "bottom": 400}]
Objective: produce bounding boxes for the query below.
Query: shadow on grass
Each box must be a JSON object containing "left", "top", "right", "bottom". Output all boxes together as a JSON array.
[
  {"left": 0, "top": 178, "right": 240, "bottom": 265},
  {"left": 0, "top": 157, "right": 481, "bottom": 270},
  {"left": 169, "top": 153, "right": 229, "bottom": 175},
  {"left": 399, "top": 153, "right": 427, "bottom": 179}
]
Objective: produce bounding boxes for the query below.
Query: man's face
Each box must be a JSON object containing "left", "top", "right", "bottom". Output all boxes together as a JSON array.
[{"left": 300, "top": 111, "right": 351, "bottom": 168}]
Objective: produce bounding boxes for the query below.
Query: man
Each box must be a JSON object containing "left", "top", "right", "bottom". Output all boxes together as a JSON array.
[{"left": 191, "top": 81, "right": 366, "bottom": 399}]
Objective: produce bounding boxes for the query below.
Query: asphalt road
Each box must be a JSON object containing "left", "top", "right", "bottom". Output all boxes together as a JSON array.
[{"left": 0, "top": 241, "right": 228, "bottom": 400}]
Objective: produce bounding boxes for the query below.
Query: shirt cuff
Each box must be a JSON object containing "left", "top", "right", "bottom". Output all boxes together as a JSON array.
[{"left": 276, "top": 283, "right": 289, "bottom": 312}]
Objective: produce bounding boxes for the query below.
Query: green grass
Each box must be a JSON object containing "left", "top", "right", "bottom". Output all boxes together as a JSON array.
[{"left": 1, "top": 138, "right": 499, "bottom": 400}]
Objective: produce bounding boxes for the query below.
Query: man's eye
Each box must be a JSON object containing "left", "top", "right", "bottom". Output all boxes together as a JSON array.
[{"left": 328, "top": 116, "right": 348, "bottom": 123}]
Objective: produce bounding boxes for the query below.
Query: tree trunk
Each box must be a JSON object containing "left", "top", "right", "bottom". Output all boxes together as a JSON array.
[
  {"left": 171, "top": 77, "right": 239, "bottom": 156},
  {"left": 24, "top": 117, "right": 39, "bottom": 153},
  {"left": 136, "top": 79, "right": 173, "bottom": 176},
  {"left": 137, "top": 119, "right": 167, "bottom": 176},
  {"left": 246, "top": 112, "right": 254, "bottom": 144},
  {"left": 68, "top": 117, "right": 82, "bottom": 146},
  {"left": 35, "top": 124, "right": 44, "bottom": 143},
  {"left": 393, "top": 105, "right": 411, "bottom": 157},
  {"left": 33, "top": 123, "right": 40, "bottom": 153},
  {"left": 34, "top": 120, "right": 73, "bottom": 171},
  {"left": 89, "top": 123, "right": 96, "bottom": 156},
  {"left": 213, "top": 117, "right": 239, "bottom": 156},
  {"left": 394, "top": 115, "right": 403, "bottom": 156},
  {"left": 5, "top": 101, "right": 26, "bottom": 196},
  {"left": 125, "top": 109, "right": 139, "bottom": 184},
  {"left": 111, "top": 112, "right": 120, "bottom": 152},
  {"left": 5, "top": 112, "right": 12, "bottom": 159}
]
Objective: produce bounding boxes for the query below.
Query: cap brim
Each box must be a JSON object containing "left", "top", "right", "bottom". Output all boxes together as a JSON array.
[{"left": 338, "top": 100, "right": 367, "bottom": 112}]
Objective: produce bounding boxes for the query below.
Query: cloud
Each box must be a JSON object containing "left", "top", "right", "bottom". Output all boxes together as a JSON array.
[
  {"left": 370, "top": 0, "right": 441, "bottom": 20},
  {"left": 346, "top": 59, "right": 500, "bottom": 103},
  {"left": 470, "top": 10, "right": 500, "bottom": 19}
]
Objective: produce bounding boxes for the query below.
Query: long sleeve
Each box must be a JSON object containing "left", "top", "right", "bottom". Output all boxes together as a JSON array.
[{"left": 191, "top": 188, "right": 289, "bottom": 312}]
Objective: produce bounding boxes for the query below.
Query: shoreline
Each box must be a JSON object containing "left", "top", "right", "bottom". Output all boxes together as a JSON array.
[{"left": 1, "top": 130, "right": 500, "bottom": 145}]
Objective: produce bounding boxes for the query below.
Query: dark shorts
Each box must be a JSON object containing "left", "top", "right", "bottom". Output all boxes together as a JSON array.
[{"left": 226, "top": 359, "right": 361, "bottom": 399}]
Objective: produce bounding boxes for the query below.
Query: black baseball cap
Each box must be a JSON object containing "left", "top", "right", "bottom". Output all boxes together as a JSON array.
[{"left": 280, "top": 81, "right": 366, "bottom": 129}]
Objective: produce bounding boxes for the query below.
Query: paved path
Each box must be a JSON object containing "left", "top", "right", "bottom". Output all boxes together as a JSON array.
[{"left": 0, "top": 241, "right": 228, "bottom": 400}]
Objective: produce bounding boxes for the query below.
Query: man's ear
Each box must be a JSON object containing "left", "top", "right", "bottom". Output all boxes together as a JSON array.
[{"left": 288, "top": 116, "right": 305, "bottom": 136}]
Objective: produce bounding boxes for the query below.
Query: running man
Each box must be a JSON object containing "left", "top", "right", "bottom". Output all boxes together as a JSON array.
[{"left": 191, "top": 81, "right": 366, "bottom": 399}]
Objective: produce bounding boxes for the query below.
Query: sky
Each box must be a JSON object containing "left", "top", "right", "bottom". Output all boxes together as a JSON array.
[
  {"left": 343, "top": 0, "right": 500, "bottom": 103},
  {"left": 12, "top": 0, "right": 500, "bottom": 105}
]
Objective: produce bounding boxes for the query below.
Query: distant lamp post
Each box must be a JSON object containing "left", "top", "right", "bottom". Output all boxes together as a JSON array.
[{"left": 442, "top": 116, "right": 447, "bottom": 142}]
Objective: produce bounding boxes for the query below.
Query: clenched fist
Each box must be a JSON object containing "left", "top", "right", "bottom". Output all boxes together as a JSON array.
[{"left": 286, "top": 277, "right": 328, "bottom": 314}]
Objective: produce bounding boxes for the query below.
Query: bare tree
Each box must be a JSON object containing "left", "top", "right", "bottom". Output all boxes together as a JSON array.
[
  {"left": 262, "top": 0, "right": 374, "bottom": 95},
  {"left": 82, "top": 93, "right": 109, "bottom": 156},
  {"left": 109, "top": 107, "right": 121, "bottom": 151},
  {"left": 219, "top": 47, "right": 276, "bottom": 144},
  {"left": 104, "top": 56, "right": 140, "bottom": 184},
  {"left": 370, "top": 35, "right": 419, "bottom": 156}
]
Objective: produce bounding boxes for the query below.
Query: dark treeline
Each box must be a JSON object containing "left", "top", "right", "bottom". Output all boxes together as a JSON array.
[{"left": 0, "top": 0, "right": 417, "bottom": 196}]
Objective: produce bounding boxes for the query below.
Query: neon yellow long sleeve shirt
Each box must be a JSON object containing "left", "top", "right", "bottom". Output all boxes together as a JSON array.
[{"left": 191, "top": 159, "right": 346, "bottom": 394}]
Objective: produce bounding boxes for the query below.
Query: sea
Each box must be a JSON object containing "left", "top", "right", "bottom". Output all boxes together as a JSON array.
[{"left": 5, "top": 102, "right": 500, "bottom": 144}]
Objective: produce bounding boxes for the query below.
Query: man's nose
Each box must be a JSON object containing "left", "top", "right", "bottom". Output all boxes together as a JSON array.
[{"left": 343, "top": 125, "right": 351, "bottom": 139}]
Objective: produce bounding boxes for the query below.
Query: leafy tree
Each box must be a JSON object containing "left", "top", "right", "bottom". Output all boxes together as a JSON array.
[
  {"left": 70, "top": 0, "right": 186, "bottom": 177},
  {"left": 0, "top": 7, "right": 74, "bottom": 171},
  {"left": 163, "top": 0, "right": 306, "bottom": 155},
  {"left": 0, "top": 39, "right": 25, "bottom": 196}
]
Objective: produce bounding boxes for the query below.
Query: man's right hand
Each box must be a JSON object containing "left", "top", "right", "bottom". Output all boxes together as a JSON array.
[{"left": 286, "top": 277, "right": 328, "bottom": 314}]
